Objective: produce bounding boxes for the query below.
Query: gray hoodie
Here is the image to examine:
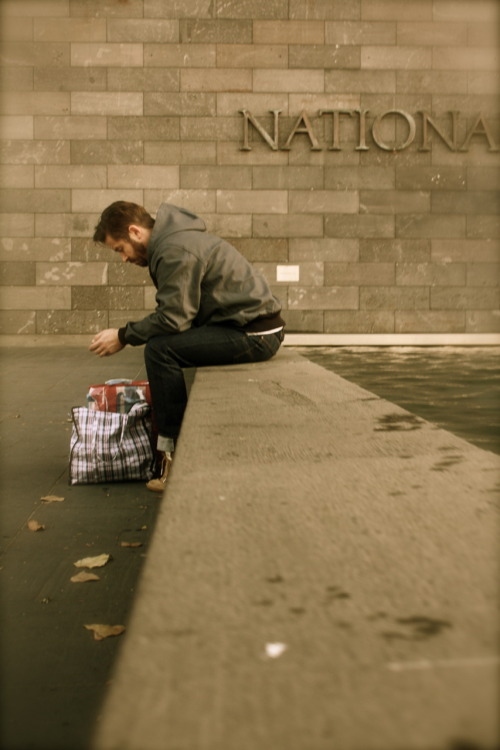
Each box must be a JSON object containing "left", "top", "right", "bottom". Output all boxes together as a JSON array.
[{"left": 121, "top": 203, "right": 283, "bottom": 346}]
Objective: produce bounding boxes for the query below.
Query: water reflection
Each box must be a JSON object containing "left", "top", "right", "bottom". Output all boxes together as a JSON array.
[{"left": 297, "top": 347, "right": 500, "bottom": 456}]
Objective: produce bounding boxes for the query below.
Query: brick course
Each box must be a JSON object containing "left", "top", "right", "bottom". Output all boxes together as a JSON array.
[{"left": 0, "top": 0, "right": 498, "bottom": 337}]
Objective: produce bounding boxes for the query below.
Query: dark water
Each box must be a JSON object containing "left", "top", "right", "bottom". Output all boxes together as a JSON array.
[{"left": 298, "top": 347, "right": 500, "bottom": 456}]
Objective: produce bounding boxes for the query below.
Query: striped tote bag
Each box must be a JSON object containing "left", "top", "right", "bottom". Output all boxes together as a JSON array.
[{"left": 69, "top": 402, "right": 155, "bottom": 485}]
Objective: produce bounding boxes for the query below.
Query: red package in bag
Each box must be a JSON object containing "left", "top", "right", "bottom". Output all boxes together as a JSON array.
[
  {"left": 86, "top": 379, "right": 158, "bottom": 450},
  {"left": 87, "top": 379, "right": 152, "bottom": 413}
]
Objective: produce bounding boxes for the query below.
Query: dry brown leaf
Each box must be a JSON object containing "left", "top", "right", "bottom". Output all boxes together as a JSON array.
[
  {"left": 41, "top": 495, "right": 65, "bottom": 503},
  {"left": 71, "top": 571, "right": 100, "bottom": 583},
  {"left": 73, "top": 553, "right": 111, "bottom": 569},
  {"left": 27, "top": 520, "right": 45, "bottom": 532},
  {"left": 84, "top": 624, "right": 125, "bottom": 641},
  {"left": 120, "top": 541, "right": 143, "bottom": 548}
]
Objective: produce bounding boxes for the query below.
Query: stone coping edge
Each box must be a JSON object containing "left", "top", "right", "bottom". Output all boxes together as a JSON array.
[{"left": 0, "top": 333, "right": 499, "bottom": 347}]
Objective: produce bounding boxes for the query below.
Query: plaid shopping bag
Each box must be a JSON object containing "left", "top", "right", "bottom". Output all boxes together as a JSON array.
[{"left": 69, "top": 402, "right": 155, "bottom": 485}]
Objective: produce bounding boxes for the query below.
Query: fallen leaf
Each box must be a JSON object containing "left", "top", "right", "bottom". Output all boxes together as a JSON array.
[
  {"left": 84, "top": 624, "right": 125, "bottom": 641},
  {"left": 27, "top": 520, "right": 45, "bottom": 532},
  {"left": 41, "top": 495, "right": 65, "bottom": 503},
  {"left": 73, "top": 553, "right": 111, "bottom": 569},
  {"left": 120, "top": 541, "right": 143, "bottom": 548},
  {"left": 71, "top": 571, "right": 100, "bottom": 583}
]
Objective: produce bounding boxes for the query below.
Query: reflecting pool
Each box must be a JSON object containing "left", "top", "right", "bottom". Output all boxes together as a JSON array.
[{"left": 297, "top": 347, "right": 500, "bottom": 456}]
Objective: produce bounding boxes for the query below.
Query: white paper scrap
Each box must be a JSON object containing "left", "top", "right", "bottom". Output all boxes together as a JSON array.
[{"left": 265, "top": 642, "right": 288, "bottom": 659}]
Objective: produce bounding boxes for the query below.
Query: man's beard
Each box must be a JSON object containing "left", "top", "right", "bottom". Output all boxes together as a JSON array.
[{"left": 129, "top": 239, "right": 148, "bottom": 266}]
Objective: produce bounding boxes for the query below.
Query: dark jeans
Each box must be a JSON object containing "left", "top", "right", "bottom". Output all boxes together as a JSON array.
[{"left": 144, "top": 325, "right": 284, "bottom": 442}]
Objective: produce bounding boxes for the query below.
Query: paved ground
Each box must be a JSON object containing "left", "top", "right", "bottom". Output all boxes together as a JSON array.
[
  {"left": 1, "top": 347, "right": 499, "bottom": 750},
  {"left": 0, "top": 346, "right": 162, "bottom": 750}
]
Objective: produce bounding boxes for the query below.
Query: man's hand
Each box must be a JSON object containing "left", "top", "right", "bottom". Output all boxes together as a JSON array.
[{"left": 89, "top": 329, "right": 125, "bottom": 357}]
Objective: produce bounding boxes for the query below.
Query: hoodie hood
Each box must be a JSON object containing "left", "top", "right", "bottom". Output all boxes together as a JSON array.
[{"left": 150, "top": 203, "right": 206, "bottom": 243}]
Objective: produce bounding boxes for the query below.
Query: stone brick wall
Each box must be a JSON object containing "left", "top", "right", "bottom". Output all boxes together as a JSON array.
[{"left": 0, "top": 0, "right": 498, "bottom": 339}]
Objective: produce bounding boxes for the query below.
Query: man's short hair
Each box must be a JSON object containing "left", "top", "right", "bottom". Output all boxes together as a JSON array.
[{"left": 93, "top": 201, "right": 155, "bottom": 243}]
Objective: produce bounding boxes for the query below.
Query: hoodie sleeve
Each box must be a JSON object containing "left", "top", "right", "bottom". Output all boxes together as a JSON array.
[{"left": 121, "top": 249, "right": 204, "bottom": 346}]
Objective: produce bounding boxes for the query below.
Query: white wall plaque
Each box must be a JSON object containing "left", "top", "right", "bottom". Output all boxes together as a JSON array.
[{"left": 276, "top": 265, "right": 300, "bottom": 282}]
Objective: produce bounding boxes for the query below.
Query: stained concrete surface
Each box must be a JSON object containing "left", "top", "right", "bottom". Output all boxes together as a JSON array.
[
  {"left": 94, "top": 349, "right": 499, "bottom": 750},
  {"left": 0, "top": 346, "right": 161, "bottom": 750}
]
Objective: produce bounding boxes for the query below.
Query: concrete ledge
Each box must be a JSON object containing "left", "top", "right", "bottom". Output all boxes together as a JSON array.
[
  {"left": 93, "top": 349, "right": 499, "bottom": 750},
  {"left": 1, "top": 333, "right": 500, "bottom": 347}
]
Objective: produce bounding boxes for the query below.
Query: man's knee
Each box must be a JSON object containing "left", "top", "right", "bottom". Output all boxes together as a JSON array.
[
  {"left": 145, "top": 335, "right": 183, "bottom": 369},
  {"left": 144, "top": 336, "right": 167, "bottom": 367}
]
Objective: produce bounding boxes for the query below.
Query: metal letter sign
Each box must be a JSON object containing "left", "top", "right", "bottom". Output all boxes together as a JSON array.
[{"left": 239, "top": 109, "right": 499, "bottom": 153}]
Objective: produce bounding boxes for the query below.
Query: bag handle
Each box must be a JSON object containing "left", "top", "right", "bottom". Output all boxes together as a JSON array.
[
  {"left": 90, "top": 402, "right": 149, "bottom": 464},
  {"left": 90, "top": 410, "right": 129, "bottom": 463}
]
